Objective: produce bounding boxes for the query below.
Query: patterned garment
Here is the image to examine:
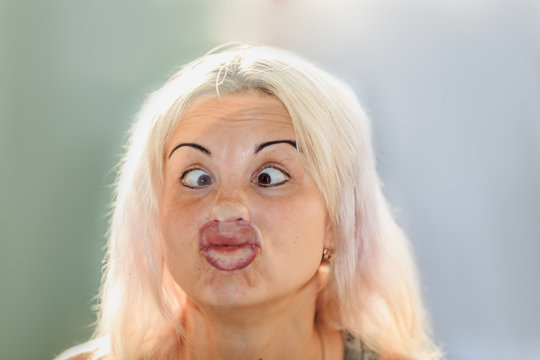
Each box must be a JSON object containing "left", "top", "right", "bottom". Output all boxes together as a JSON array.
[{"left": 342, "top": 332, "right": 380, "bottom": 360}]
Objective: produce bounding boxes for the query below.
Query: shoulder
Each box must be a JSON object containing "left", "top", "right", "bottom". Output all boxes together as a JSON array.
[{"left": 54, "top": 337, "right": 110, "bottom": 360}]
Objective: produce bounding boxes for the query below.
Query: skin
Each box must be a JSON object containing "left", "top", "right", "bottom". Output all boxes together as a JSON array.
[{"left": 158, "top": 92, "right": 343, "bottom": 360}]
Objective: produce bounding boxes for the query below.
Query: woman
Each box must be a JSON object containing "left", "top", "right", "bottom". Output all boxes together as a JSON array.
[{"left": 57, "top": 45, "right": 442, "bottom": 360}]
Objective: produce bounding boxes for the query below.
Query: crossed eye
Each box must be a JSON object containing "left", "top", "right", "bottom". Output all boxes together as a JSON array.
[
  {"left": 181, "top": 169, "right": 214, "bottom": 188},
  {"left": 255, "top": 167, "right": 288, "bottom": 187},
  {"left": 181, "top": 166, "right": 289, "bottom": 189}
]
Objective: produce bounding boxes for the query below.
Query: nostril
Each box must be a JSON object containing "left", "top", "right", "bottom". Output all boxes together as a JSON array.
[
  {"left": 211, "top": 201, "right": 250, "bottom": 222},
  {"left": 220, "top": 217, "right": 243, "bottom": 222}
]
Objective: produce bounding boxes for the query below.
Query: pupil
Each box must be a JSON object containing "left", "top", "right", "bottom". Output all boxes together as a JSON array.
[
  {"left": 198, "top": 175, "right": 211, "bottom": 186},
  {"left": 258, "top": 173, "right": 271, "bottom": 184}
]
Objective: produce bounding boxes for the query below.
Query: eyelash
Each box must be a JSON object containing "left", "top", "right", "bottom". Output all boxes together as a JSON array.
[
  {"left": 253, "top": 165, "right": 290, "bottom": 187},
  {"left": 179, "top": 164, "right": 290, "bottom": 189},
  {"left": 180, "top": 167, "right": 213, "bottom": 189}
]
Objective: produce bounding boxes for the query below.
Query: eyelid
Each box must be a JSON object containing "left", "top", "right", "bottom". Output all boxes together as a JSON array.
[
  {"left": 180, "top": 167, "right": 202, "bottom": 180},
  {"left": 254, "top": 164, "right": 291, "bottom": 187},
  {"left": 180, "top": 167, "right": 214, "bottom": 189},
  {"left": 259, "top": 164, "right": 290, "bottom": 177}
]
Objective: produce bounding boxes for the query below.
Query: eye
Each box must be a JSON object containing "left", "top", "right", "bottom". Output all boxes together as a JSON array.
[
  {"left": 254, "top": 166, "right": 289, "bottom": 187},
  {"left": 181, "top": 168, "right": 214, "bottom": 189}
]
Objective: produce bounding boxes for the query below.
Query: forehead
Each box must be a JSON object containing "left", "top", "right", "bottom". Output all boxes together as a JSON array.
[{"left": 172, "top": 92, "right": 294, "bottom": 135}]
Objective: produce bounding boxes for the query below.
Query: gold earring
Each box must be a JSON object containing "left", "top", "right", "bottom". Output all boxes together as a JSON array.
[{"left": 321, "top": 246, "right": 335, "bottom": 264}]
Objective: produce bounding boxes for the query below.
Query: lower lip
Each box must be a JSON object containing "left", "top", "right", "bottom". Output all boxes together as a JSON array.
[{"left": 201, "top": 243, "right": 259, "bottom": 271}]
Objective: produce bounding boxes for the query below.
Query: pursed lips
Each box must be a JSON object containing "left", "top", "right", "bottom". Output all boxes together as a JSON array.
[{"left": 198, "top": 220, "right": 260, "bottom": 271}]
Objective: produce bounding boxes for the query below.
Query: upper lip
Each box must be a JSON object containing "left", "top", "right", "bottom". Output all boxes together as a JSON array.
[{"left": 198, "top": 220, "right": 260, "bottom": 249}]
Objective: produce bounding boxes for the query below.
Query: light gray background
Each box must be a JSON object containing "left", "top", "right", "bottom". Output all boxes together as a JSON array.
[{"left": 1, "top": 1, "right": 539, "bottom": 359}]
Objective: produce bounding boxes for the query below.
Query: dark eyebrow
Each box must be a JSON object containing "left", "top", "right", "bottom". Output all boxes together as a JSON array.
[
  {"left": 168, "top": 143, "right": 211, "bottom": 158},
  {"left": 255, "top": 140, "right": 297, "bottom": 154}
]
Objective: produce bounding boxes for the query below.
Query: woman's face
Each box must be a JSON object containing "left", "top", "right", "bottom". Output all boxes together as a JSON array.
[{"left": 159, "top": 92, "right": 332, "bottom": 308}]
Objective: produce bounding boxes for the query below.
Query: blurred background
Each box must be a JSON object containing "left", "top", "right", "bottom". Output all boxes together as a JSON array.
[{"left": 1, "top": 0, "right": 539, "bottom": 359}]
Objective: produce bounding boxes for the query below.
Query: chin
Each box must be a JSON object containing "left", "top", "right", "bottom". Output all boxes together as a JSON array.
[
  {"left": 169, "top": 250, "right": 265, "bottom": 302},
  {"left": 192, "top": 265, "right": 269, "bottom": 308}
]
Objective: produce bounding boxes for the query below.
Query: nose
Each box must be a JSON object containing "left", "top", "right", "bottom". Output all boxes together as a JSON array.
[{"left": 211, "top": 201, "right": 250, "bottom": 222}]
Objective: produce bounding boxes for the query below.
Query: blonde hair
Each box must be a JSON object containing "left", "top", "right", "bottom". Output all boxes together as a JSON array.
[{"left": 76, "top": 45, "right": 441, "bottom": 359}]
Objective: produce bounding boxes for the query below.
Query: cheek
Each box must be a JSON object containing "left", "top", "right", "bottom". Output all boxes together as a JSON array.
[
  {"left": 253, "top": 194, "right": 327, "bottom": 256},
  {"left": 160, "top": 181, "right": 210, "bottom": 231},
  {"left": 160, "top": 202, "right": 207, "bottom": 288},
  {"left": 159, "top": 193, "right": 209, "bottom": 265}
]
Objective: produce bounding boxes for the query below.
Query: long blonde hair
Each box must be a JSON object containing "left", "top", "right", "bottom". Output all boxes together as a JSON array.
[{"left": 89, "top": 45, "right": 441, "bottom": 359}]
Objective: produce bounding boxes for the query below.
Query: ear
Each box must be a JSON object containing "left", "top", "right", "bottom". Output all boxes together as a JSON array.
[{"left": 323, "top": 213, "right": 335, "bottom": 250}]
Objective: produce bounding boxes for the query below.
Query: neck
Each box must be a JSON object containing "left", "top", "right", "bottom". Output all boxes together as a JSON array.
[{"left": 180, "top": 273, "right": 323, "bottom": 360}]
